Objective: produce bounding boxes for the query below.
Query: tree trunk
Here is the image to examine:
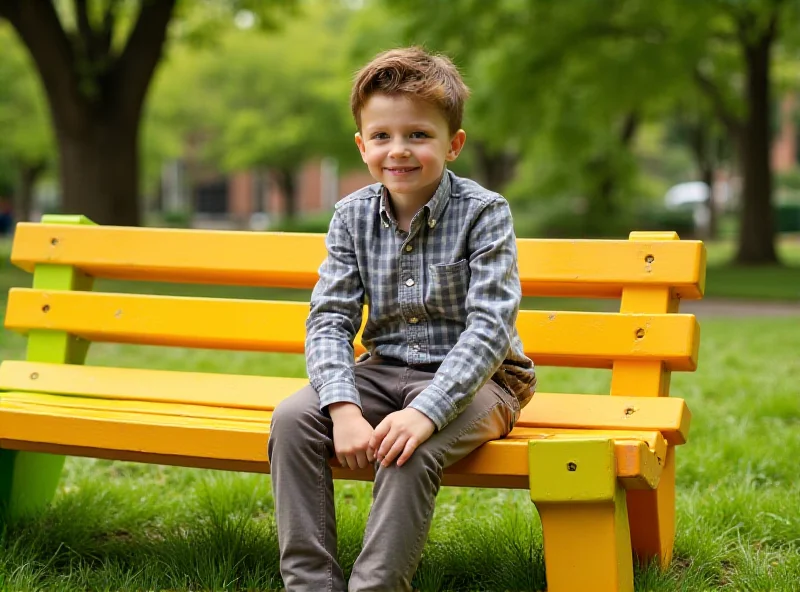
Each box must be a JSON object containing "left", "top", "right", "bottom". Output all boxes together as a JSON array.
[
  {"left": 0, "top": 0, "right": 177, "bottom": 227},
  {"left": 277, "top": 168, "right": 297, "bottom": 219},
  {"left": 14, "top": 161, "right": 45, "bottom": 223},
  {"left": 688, "top": 121, "right": 719, "bottom": 240},
  {"left": 701, "top": 163, "right": 718, "bottom": 240},
  {"left": 472, "top": 141, "right": 518, "bottom": 192},
  {"left": 56, "top": 116, "right": 140, "bottom": 225},
  {"left": 736, "top": 26, "right": 779, "bottom": 264}
]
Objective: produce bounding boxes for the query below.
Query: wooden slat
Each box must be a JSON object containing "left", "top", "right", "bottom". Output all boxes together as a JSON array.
[
  {"left": 0, "top": 394, "right": 664, "bottom": 489},
  {"left": 11, "top": 223, "right": 706, "bottom": 299},
  {"left": 0, "top": 362, "right": 690, "bottom": 445},
  {"left": 4, "top": 290, "right": 700, "bottom": 371},
  {"left": 11, "top": 223, "right": 327, "bottom": 290},
  {"left": 0, "top": 390, "right": 668, "bottom": 461},
  {"left": 516, "top": 238, "right": 706, "bottom": 299},
  {"left": 0, "top": 361, "right": 305, "bottom": 411}
]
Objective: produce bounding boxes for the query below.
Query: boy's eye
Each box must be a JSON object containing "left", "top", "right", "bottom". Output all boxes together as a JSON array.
[
  {"left": 410, "top": 131, "right": 429, "bottom": 139},
  {"left": 371, "top": 132, "right": 389, "bottom": 140}
]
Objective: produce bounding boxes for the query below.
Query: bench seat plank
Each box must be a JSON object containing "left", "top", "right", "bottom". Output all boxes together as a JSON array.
[
  {"left": 11, "top": 223, "right": 706, "bottom": 298},
  {"left": 4, "top": 290, "right": 701, "bottom": 370},
  {"left": 0, "top": 391, "right": 665, "bottom": 490},
  {"left": 0, "top": 362, "right": 690, "bottom": 444}
]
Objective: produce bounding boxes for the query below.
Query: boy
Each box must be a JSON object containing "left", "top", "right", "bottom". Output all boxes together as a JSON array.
[{"left": 268, "top": 46, "right": 536, "bottom": 592}]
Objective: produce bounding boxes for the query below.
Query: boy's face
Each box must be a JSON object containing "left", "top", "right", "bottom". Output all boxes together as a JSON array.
[{"left": 354, "top": 93, "right": 466, "bottom": 206}]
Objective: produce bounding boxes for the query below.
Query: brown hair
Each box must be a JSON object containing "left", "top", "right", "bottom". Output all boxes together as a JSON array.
[{"left": 350, "top": 46, "right": 470, "bottom": 134}]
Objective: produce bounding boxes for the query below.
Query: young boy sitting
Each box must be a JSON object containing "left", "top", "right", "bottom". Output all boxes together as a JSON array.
[{"left": 268, "top": 46, "right": 537, "bottom": 592}]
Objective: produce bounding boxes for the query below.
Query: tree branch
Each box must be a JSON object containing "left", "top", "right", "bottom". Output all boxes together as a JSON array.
[
  {"left": 694, "top": 68, "right": 742, "bottom": 137},
  {"left": 74, "top": 0, "right": 93, "bottom": 49},
  {"left": 114, "top": 0, "right": 177, "bottom": 121},
  {"left": 74, "top": 0, "right": 115, "bottom": 66},
  {"left": 99, "top": 0, "right": 118, "bottom": 56},
  {"left": 0, "top": 0, "right": 84, "bottom": 128}
]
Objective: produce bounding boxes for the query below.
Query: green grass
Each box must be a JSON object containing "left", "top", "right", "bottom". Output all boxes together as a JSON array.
[
  {"left": 703, "top": 238, "right": 800, "bottom": 301},
  {"left": 1, "top": 235, "right": 799, "bottom": 590},
  {"left": 1, "top": 319, "right": 798, "bottom": 591}
]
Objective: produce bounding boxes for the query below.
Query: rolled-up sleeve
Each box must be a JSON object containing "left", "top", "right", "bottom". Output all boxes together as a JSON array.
[{"left": 305, "top": 209, "right": 365, "bottom": 411}]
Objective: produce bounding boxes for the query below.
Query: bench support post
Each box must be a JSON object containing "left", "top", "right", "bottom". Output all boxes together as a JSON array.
[
  {"left": 1, "top": 215, "right": 94, "bottom": 520},
  {"left": 529, "top": 438, "right": 633, "bottom": 592},
  {"left": 611, "top": 231, "right": 684, "bottom": 567}
]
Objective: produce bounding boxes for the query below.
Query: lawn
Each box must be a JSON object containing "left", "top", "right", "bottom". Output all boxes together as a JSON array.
[
  {"left": 702, "top": 238, "right": 800, "bottom": 300},
  {"left": 0, "top": 233, "right": 799, "bottom": 591}
]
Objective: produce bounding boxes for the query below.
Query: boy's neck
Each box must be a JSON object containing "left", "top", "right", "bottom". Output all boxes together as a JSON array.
[
  {"left": 385, "top": 170, "right": 446, "bottom": 232},
  {"left": 388, "top": 193, "right": 429, "bottom": 232}
]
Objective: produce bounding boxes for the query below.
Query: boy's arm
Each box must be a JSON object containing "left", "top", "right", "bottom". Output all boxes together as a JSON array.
[
  {"left": 306, "top": 209, "right": 365, "bottom": 411},
  {"left": 409, "top": 199, "right": 521, "bottom": 431}
]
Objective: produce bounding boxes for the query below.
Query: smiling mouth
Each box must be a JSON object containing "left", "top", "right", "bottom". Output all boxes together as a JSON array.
[{"left": 384, "top": 167, "right": 420, "bottom": 173}]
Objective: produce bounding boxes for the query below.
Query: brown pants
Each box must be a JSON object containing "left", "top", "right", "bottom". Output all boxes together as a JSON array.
[{"left": 268, "top": 358, "right": 520, "bottom": 592}]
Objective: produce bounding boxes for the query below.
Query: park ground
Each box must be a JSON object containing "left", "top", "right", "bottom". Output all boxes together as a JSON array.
[{"left": 0, "top": 236, "right": 798, "bottom": 591}]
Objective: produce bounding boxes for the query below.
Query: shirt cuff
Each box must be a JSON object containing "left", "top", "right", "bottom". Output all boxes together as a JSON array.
[
  {"left": 407, "top": 383, "right": 458, "bottom": 431},
  {"left": 317, "top": 381, "right": 361, "bottom": 412}
]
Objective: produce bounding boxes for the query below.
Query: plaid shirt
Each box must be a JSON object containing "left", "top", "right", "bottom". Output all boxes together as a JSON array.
[{"left": 306, "top": 170, "right": 536, "bottom": 430}]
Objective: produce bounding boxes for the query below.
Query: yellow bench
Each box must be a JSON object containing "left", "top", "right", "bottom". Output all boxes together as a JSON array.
[{"left": 0, "top": 215, "right": 706, "bottom": 592}]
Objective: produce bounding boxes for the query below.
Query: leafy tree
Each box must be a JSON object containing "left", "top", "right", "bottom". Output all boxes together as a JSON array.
[
  {"left": 392, "top": 0, "right": 800, "bottom": 262},
  {"left": 687, "top": 0, "right": 800, "bottom": 263},
  {"left": 146, "top": 1, "right": 363, "bottom": 219},
  {"left": 0, "top": 0, "right": 296, "bottom": 226},
  {"left": 390, "top": 1, "right": 696, "bottom": 231}
]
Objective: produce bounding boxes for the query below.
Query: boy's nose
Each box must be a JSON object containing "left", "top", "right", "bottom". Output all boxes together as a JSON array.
[{"left": 388, "top": 143, "right": 411, "bottom": 158}]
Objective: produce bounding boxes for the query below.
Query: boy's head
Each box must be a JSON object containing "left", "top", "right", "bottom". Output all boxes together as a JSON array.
[
  {"left": 351, "top": 47, "right": 470, "bottom": 204},
  {"left": 350, "top": 46, "right": 470, "bottom": 135}
]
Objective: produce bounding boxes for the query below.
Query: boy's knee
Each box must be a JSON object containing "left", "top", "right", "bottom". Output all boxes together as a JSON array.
[
  {"left": 269, "top": 387, "right": 327, "bottom": 454},
  {"left": 381, "top": 446, "right": 443, "bottom": 484}
]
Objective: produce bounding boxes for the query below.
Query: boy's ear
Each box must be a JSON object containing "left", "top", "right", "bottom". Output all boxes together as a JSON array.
[
  {"left": 354, "top": 132, "right": 368, "bottom": 163},
  {"left": 446, "top": 129, "right": 467, "bottom": 162}
]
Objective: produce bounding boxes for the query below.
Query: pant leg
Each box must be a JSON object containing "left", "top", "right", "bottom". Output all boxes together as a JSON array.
[
  {"left": 269, "top": 385, "right": 343, "bottom": 592},
  {"left": 268, "top": 363, "right": 403, "bottom": 592},
  {"left": 348, "top": 372, "right": 519, "bottom": 592}
]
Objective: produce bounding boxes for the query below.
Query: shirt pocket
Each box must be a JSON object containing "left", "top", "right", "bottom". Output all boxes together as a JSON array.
[{"left": 426, "top": 259, "right": 470, "bottom": 322}]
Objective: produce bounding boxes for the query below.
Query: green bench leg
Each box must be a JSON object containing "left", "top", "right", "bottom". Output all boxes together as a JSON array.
[
  {"left": 529, "top": 438, "right": 634, "bottom": 592},
  {"left": 0, "top": 450, "right": 69, "bottom": 519},
  {"left": 1, "top": 215, "right": 94, "bottom": 520}
]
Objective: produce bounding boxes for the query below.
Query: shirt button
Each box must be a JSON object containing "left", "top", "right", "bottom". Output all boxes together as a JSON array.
[
  {"left": 408, "top": 317, "right": 418, "bottom": 324},
  {"left": 428, "top": 219, "right": 437, "bottom": 228},
  {"left": 405, "top": 244, "right": 413, "bottom": 252},
  {"left": 405, "top": 278, "right": 415, "bottom": 287},
  {"left": 412, "top": 344, "right": 420, "bottom": 350}
]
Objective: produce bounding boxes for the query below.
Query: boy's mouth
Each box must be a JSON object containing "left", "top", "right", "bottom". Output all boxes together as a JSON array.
[{"left": 384, "top": 166, "right": 420, "bottom": 175}]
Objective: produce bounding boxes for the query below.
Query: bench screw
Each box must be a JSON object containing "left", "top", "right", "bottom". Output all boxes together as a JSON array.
[
  {"left": 567, "top": 462, "right": 577, "bottom": 472},
  {"left": 42, "top": 305, "right": 50, "bottom": 313},
  {"left": 51, "top": 238, "right": 59, "bottom": 246},
  {"left": 645, "top": 254, "right": 654, "bottom": 263},
  {"left": 625, "top": 407, "right": 635, "bottom": 416},
  {"left": 30, "top": 372, "right": 39, "bottom": 380},
  {"left": 635, "top": 328, "right": 645, "bottom": 339}
]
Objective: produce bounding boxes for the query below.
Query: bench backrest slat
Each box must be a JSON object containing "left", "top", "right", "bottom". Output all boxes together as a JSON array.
[
  {"left": 5, "top": 288, "right": 700, "bottom": 371},
  {"left": 10, "top": 223, "right": 706, "bottom": 299}
]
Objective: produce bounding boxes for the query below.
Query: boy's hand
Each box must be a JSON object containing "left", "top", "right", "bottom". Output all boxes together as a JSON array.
[
  {"left": 369, "top": 408, "right": 436, "bottom": 468},
  {"left": 329, "top": 402, "right": 374, "bottom": 470}
]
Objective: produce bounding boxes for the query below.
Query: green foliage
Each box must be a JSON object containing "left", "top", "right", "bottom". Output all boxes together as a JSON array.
[
  {"left": 388, "top": 0, "right": 800, "bottom": 252},
  {"left": 144, "top": 0, "right": 362, "bottom": 190}
]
